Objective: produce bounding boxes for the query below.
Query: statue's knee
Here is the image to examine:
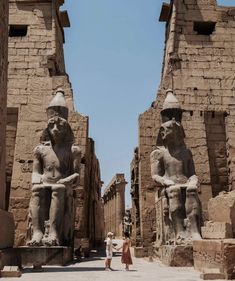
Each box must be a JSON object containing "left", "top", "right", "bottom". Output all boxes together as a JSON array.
[
  {"left": 32, "top": 184, "right": 45, "bottom": 193},
  {"left": 168, "top": 186, "right": 181, "bottom": 198},
  {"left": 167, "top": 186, "right": 182, "bottom": 214},
  {"left": 51, "top": 184, "right": 65, "bottom": 192},
  {"left": 51, "top": 185, "right": 65, "bottom": 199}
]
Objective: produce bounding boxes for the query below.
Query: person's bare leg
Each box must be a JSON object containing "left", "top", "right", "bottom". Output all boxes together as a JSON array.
[{"left": 109, "top": 259, "right": 112, "bottom": 269}]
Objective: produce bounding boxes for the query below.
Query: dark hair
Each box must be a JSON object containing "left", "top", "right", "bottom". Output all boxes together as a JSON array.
[{"left": 124, "top": 232, "right": 130, "bottom": 238}]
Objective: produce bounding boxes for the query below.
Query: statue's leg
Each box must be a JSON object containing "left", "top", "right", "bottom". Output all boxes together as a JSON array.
[
  {"left": 45, "top": 184, "right": 65, "bottom": 246},
  {"left": 27, "top": 185, "right": 46, "bottom": 246},
  {"left": 185, "top": 186, "right": 201, "bottom": 240},
  {"left": 63, "top": 187, "right": 74, "bottom": 245},
  {"left": 167, "top": 186, "right": 185, "bottom": 242},
  {"left": 161, "top": 189, "right": 171, "bottom": 244}
]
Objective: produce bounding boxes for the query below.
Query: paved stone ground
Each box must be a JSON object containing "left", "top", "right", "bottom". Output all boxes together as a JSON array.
[
  {"left": 0, "top": 241, "right": 222, "bottom": 281},
  {"left": 2, "top": 257, "right": 202, "bottom": 281}
]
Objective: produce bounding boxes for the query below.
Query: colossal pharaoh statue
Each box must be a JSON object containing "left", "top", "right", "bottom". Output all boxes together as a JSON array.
[
  {"left": 150, "top": 90, "right": 201, "bottom": 245},
  {"left": 27, "top": 89, "right": 81, "bottom": 246}
]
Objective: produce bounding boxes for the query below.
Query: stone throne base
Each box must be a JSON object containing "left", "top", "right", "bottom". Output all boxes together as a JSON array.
[
  {"left": 18, "top": 246, "right": 73, "bottom": 267},
  {"left": 154, "top": 244, "right": 193, "bottom": 267}
]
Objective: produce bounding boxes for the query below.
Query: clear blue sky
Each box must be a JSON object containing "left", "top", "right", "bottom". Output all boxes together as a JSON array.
[{"left": 62, "top": 0, "right": 229, "bottom": 207}]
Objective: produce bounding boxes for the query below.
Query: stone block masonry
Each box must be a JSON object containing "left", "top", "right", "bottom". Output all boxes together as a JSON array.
[
  {"left": 7, "top": 0, "right": 104, "bottom": 248},
  {"left": 0, "top": 0, "right": 9, "bottom": 210},
  {"left": 0, "top": 0, "right": 15, "bottom": 254},
  {"left": 133, "top": 0, "right": 235, "bottom": 255}
]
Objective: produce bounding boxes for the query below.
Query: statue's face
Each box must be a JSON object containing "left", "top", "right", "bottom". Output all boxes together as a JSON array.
[
  {"left": 160, "top": 119, "right": 183, "bottom": 144},
  {"left": 47, "top": 116, "right": 67, "bottom": 142}
]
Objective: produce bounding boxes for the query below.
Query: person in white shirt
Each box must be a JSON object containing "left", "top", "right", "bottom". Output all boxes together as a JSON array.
[{"left": 105, "top": 232, "right": 116, "bottom": 271}]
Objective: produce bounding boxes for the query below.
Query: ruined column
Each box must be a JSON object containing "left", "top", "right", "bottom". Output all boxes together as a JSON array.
[
  {"left": 116, "top": 182, "right": 126, "bottom": 237},
  {"left": 103, "top": 174, "right": 127, "bottom": 237}
]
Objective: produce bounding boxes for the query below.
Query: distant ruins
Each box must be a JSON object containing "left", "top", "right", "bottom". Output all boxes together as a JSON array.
[
  {"left": 6, "top": 0, "right": 104, "bottom": 252},
  {"left": 103, "top": 174, "right": 127, "bottom": 237},
  {"left": 131, "top": 0, "right": 235, "bottom": 267}
]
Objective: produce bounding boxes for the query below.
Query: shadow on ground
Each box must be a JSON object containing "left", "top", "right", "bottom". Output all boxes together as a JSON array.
[
  {"left": 22, "top": 244, "right": 126, "bottom": 274},
  {"left": 23, "top": 267, "right": 107, "bottom": 273}
]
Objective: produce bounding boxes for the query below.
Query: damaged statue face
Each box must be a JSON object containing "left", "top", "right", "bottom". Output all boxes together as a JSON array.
[
  {"left": 47, "top": 116, "right": 68, "bottom": 143},
  {"left": 160, "top": 119, "right": 185, "bottom": 145}
]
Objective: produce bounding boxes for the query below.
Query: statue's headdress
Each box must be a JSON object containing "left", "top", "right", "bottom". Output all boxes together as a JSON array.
[
  {"left": 41, "top": 88, "right": 74, "bottom": 143},
  {"left": 46, "top": 88, "right": 68, "bottom": 120},
  {"left": 161, "top": 89, "right": 182, "bottom": 123},
  {"left": 157, "top": 89, "right": 185, "bottom": 145}
]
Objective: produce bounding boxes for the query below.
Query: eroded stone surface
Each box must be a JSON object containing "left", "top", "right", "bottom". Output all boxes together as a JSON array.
[
  {"left": 208, "top": 191, "right": 235, "bottom": 237},
  {"left": 193, "top": 239, "right": 235, "bottom": 280},
  {"left": 0, "top": 210, "right": 14, "bottom": 249},
  {"left": 201, "top": 221, "right": 233, "bottom": 239},
  {"left": 159, "top": 245, "right": 193, "bottom": 267}
]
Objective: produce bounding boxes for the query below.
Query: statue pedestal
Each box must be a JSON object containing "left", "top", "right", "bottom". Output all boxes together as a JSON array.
[
  {"left": 0, "top": 248, "right": 19, "bottom": 269},
  {"left": 0, "top": 210, "right": 15, "bottom": 270},
  {"left": 18, "top": 246, "right": 73, "bottom": 267},
  {"left": 134, "top": 246, "right": 147, "bottom": 258},
  {"left": 158, "top": 245, "right": 193, "bottom": 267}
]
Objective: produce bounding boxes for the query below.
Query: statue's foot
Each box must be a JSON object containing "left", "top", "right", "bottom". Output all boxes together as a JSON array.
[
  {"left": 176, "top": 236, "right": 185, "bottom": 245},
  {"left": 27, "top": 232, "right": 43, "bottom": 246},
  {"left": 43, "top": 234, "right": 60, "bottom": 246},
  {"left": 175, "top": 231, "right": 188, "bottom": 245}
]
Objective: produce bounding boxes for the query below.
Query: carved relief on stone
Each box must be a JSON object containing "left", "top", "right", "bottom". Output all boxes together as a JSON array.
[
  {"left": 151, "top": 89, "right": 202, "bottom": 245},
  {"left": 27, "top": 89, "right": 81, "bottom": 246}
]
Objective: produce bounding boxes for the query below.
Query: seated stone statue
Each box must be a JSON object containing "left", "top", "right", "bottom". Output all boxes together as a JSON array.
[
  {"left": 150, "top": 90, "right": 201, "bottom": 245},
  {"left": 123, "top": 210, "right": 132, "bottom": 236},
  {"left": 27, "top": 89, "right": 81, "bottom": 246}
]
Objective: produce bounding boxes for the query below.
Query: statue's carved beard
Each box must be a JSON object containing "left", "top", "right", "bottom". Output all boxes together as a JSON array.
[{"left": 49, "top": 129, "right": 66, "bottom": 143}]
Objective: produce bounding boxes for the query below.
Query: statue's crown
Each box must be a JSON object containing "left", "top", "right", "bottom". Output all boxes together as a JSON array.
[
  {"left": 162, "top": 89, "right": 181, "bottom": 110},
  {"left": 47, "top": 89, "right": 68, "bottom": 120},
  {"left": 161, "top": 89, "right": 182, "bottom": 122}
]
